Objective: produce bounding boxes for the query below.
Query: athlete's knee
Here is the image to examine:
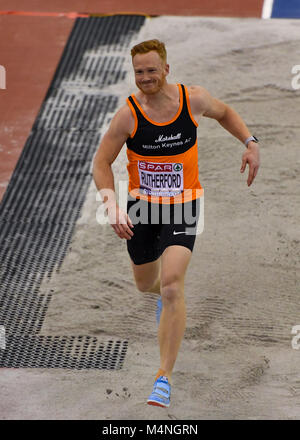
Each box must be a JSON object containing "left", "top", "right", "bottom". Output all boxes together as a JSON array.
[
  {"left": 161, "top": 277, "right": 183, "bottom": 303},
  {"left": 135, "top": 277, "right": 157, "bottom": 293}
]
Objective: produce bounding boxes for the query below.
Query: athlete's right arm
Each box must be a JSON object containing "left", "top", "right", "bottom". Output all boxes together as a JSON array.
[{"left": 92, "top": 105, "right": 135, "bottom": 240}]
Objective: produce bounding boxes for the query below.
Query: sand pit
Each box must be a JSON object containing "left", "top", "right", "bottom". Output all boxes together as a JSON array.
[{"left": 1, "top": 16, "right": 299, "bottom": 420}]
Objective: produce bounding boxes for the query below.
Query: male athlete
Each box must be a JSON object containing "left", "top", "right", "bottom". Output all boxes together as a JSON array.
[{"left": 92, "top": 39, "right": 260, "bottom": 408}]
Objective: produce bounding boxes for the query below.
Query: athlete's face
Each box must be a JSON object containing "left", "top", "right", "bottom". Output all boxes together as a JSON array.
[{"left": 132, "top": 51, "right": 169, "bottom": 95}]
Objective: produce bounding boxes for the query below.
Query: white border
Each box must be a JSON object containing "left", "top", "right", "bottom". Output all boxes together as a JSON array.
[{"left": 262, "top": 0, "right": 274, "bottom": 19}]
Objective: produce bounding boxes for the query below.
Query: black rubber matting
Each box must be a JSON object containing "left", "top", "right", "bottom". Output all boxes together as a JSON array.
[{"left": 0, "top": 15, "right": 145, "bottom": 369}]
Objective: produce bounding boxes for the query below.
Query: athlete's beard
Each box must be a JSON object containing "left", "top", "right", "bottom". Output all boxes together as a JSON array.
[{"left": 137, "top": 74, "right": 166, "bottom": 95}]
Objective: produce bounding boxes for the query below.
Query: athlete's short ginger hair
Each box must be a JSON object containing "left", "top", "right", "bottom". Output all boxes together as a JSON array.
[{"left": 131, "top": 39, "right": 167, "bottom": 64}]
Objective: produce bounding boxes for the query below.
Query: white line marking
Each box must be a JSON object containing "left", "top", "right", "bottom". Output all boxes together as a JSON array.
[
  {"left": 0, "top": 65, "right": 6, "bottom": 89},
  {"left": 262, "top": 0, "right": 274, "bottom": 19}
]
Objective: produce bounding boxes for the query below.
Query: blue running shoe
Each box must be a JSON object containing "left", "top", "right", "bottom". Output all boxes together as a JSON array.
[
  {"left": 156, "top": 296, "right": 162, "bottom": 325},
  {"left": 147, "top": 375, "right": 171, "bottom": 408}
]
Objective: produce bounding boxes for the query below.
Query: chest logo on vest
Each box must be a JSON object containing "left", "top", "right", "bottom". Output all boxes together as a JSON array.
[{"left": 155, "top": 133, "right": 181, "bottom": 143}]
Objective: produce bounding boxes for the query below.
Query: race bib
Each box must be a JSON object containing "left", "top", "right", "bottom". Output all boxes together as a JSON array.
[{"left": 138, "top": 161, "right": 184, "bottom": 197}]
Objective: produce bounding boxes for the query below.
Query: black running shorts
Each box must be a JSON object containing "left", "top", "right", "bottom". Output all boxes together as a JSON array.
[{"left": 126, "top": 195, "right": 200, "bottom": 265}]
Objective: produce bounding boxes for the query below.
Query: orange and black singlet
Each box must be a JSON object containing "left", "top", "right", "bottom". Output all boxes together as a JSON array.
[{"left": 126, "top": 84, "right": 203, "bottom": 204}]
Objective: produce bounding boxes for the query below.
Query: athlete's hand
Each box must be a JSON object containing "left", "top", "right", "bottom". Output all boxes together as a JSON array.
[
  {"left": 240, "top": 142, "right": 260, "bottom": 186},
  {"left": 106, "top": 202, "right": 134, "bottom": 240}
]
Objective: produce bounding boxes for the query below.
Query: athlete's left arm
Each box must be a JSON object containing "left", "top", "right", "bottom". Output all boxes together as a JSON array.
[{"left": 189, "top": 86, "right": 260, "bottom": 187}]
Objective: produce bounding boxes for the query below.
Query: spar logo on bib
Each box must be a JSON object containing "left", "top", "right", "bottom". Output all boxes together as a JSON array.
[
  {"left": 138, "top": 161, "right": 184, "bottom": 197},
  {"left": 173, "top": 163, "right": 182, "bottom": 172}
]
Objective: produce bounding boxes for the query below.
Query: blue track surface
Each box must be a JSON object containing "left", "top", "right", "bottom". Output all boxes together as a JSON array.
[{"left": 272, "top": 0, "right": 300, "bottom": 18}]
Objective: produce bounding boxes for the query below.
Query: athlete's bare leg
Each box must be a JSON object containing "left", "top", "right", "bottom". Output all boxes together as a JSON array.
[
  {"left": 131, "top": 246, "right": 191, "bottom": 382},
  {"left": 130, "top": 258, "right": 161, "bottom": 294},
  {"left": 158, "top": 245, "right": 192, "bottom": 381}
]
